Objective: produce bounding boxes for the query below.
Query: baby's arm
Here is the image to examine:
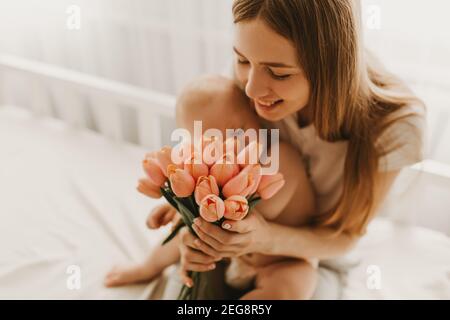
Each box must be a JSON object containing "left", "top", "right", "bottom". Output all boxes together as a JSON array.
[
  {"left": 146, "top": 203, "right": 177, "bottom": 229},
  {"left": 146, "top": 203, "right": 182, "bottom": 268},
  {"left": 146, "top": 230, "right": 181, "bottom": 270},
  {"left": 256, "top": 142, "right": 316, "bottom": 227},
  {"left": 139, "top": 203, "right": 180, "bottom": 271}
]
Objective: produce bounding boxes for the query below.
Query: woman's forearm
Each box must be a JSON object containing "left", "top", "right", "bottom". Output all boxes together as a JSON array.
[
  {"left": 261, "top": 221, "right": 359, "bottom": 260},
  {"left": 260, "top": 171, "right": 400, "bottom": 260}
]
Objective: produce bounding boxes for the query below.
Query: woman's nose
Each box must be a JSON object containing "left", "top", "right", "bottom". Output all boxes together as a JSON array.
[{"left": 244, "top": 69, "right": 270, "bottom": 100}]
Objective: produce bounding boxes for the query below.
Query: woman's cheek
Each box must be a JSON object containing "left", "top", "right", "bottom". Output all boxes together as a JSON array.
[
  {"left": 234, "top": 67, "right": 245, "bottom": 89},
  {"left": 233, "top": 64, "right": 247, "bottom": 90},
  {"left": 280, "top": 80, "right": 310, "bottom": 108}
]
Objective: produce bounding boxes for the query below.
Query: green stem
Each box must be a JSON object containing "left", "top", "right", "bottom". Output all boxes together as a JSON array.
[{"left": 161, "top": 219, "right": 185, "bottom": 245}]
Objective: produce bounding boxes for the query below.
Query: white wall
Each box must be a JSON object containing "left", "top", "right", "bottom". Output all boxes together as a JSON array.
[
  {"left": 361, "top": 0, "right": 450, "bottom": 164},
  {"left": 0, "top": 0, "right": 449, "bottom": 162},
  {"left": 0, "top": 0, "right": 234, "bottom": 95}
]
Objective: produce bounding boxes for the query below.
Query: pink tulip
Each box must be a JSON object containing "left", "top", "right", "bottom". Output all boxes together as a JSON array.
[
  {"left": 257, "top": 173, "right": 286, "bottom": 200},
  {"left": 202, "top": 137, "right": 224, "bottom": 167},
  {"left": 155, "top": 146, "right": 179, "bottom": 177},
  {"left": 137, "top": 178, "right": 162, "bottom": 199},
  {"left": 194, "top": 176, "right": 219, "bottom": 205},
  {"left": 222, "top": 164, "right": 262, "bottom": 198},
  {"left": 199, "top": 194, "right": 225, "bottom": 222},
  {"left": 224, "top": 136, "right": 243, "bottom": 156},
  {"left": 201, "top": 135, "right": 216, "bottom": 151},
  {"left": 171, "top": 141, "right": 195, "bottom": 165},
  {"left": 142, "top": 158, "right": 166, "bottom": 187},
  {"left": 209, "top": 153, "right": 240, "bottom": 187},
  {"left": 167, "top": 164, "right": 195, "bottom": 198},
  {"left": 236, "top": 140, "right": 263, "bottom": 168},
  {"left": 184, "top": 151, "right": 209, "bottom": 181},
  {"left": 224, "top": 195, "right": 249, "bottom": 221}
]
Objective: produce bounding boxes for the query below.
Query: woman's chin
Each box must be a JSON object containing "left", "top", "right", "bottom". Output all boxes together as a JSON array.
[{"left": 254, "top": 105, "right": 285, "bottom": 122}]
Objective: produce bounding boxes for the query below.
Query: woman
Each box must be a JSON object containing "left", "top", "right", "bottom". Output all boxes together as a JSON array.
[{"left": 173, "top": 0, "right": 425, "bottom": 299}]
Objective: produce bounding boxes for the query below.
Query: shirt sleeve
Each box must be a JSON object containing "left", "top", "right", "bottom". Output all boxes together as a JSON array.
[{"left": 377, "top": 104, "right": 426, "bottom": 172}]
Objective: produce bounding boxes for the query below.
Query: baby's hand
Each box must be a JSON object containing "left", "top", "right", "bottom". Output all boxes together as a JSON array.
[{"left": 146, "top": 203, "right": 178, "bottom": 229}]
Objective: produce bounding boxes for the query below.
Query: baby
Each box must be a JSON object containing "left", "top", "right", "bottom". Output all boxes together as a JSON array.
[{"left": 105, "top": 75, "right": 318, "bottom": 299}]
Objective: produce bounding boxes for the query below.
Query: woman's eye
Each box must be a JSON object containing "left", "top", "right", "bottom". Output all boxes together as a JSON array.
[
  {"left": 236, "top": 59, "right": 291, "bottom": 80},
  {"left": 269, "top": 70, "right": 291, "bottom": 80},
  {"left": 237, "top": 59, "right": 249, "bottom": 65}
]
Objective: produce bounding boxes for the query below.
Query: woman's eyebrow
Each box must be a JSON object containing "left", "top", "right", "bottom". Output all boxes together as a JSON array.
[{"left": 233, "top": 46, "right": 297, "bottom": 69}]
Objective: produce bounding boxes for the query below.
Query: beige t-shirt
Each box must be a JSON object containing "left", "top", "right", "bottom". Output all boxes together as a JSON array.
[{"left": 262, "top": 104, "right": 426, "bottom": 214}]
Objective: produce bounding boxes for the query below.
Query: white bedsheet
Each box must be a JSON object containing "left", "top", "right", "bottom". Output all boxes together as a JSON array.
[
  {"left": 0, "top": 105, "right": 449, "bottom": 299},
  {"left": 0, "top": 106, "right": 166, "bottom": 299},
  {"left": 341, "top": 219, "right": 450, "bottom": 299}
]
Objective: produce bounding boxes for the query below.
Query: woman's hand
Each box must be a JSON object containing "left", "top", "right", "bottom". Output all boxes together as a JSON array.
[
  {"left": 189, "top": 209, "right": 271, "bottom": 260},
  {"left": 177, "top": 209, "right": 270, "bottom": 287},
  {"left": 178, "top": 227, "right": 222, "bottom": 287}
]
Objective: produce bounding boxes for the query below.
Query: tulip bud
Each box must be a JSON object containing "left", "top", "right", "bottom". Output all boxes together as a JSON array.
[
  {"left": 168, "top": 165, "right": 195, "bottom": 198},
  {"left": 209, "top": 153, "right": 239, "bottom": 187},
  {"left": 222, "top": 164, "right": 262, "bottom": 198},
  {"left": 199, "top": 194, "right": 225, "bottom": 222},
  {"left": 224, "top": 195, "right": 249, "bottom": 221},
  {"left": 194, "top": 175, "right": 219, "bottom": 205},
  {"left": 137, "top": 178, "right": 162, "bottom": 199},
  {"left": 142, "top": 158, "right": 166, "bottom": 187}
]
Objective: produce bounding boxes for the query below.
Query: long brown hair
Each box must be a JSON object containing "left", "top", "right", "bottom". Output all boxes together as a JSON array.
[{"left": 232, "top": 0, "right": 425, "bottom": 236}]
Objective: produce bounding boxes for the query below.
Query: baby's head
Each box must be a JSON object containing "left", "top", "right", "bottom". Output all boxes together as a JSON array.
[{"left": 176, "top": 75, "right": 261, "bottom": 136}]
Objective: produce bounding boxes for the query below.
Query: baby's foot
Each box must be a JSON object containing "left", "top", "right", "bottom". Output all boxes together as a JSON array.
[{"left": 104, "top": 263, "right": 161, "bottom": 287}]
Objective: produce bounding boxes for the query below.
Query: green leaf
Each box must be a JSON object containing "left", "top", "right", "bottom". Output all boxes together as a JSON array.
[
  {"left": 173, "top": 198, "right": 197, "bottom": 235},
  {"left": 177, "top": 283, "right": 190, "bottom": 300},
  {"left": 248, "top": 196, "right": 261, "bottom": 209},
  {"left": 188, "top": 196, "right": 199, "bottom": 216},
  {"left": 160, "top": 187, "right": 179, "bottom": 210}
]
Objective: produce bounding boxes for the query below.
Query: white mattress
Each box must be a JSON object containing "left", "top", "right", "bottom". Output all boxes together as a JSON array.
[
  {"left": 0, "top": 105, "right": 449, "bottom": 299},
  {"left": 0, "top": 106, "right": 167, "bottom": 299}
]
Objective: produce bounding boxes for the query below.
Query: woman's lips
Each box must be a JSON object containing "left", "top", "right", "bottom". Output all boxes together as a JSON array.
[{"left": 254, "top": 99, "right": 283, "bottom": 112}]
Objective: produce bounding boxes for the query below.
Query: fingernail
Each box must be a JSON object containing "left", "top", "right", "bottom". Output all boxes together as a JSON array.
[
  {"left": 194, "top": 218, "right": 201, "bottom": 226},
  {"left": 194, "top": 239, "right": 201, "bottom": 247},
  {"left": 209, "top": 264, "right": 216, "bottom": 270},
  {"left": 186, "top": 281, "right": 192, "bottom": 288},
  {"left": 222, "top": 223, "right": 231, "bottom": 230}
]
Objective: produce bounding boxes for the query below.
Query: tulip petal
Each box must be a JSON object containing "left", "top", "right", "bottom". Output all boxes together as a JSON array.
[
  {"left": 169, "top": 169, "right": 195, "bottom": 198},
  {"left": 137, "top": 178, "right": 162, "bottom": 199},
  {"left": 199, "top": 194, "right": 225, "bottom": 222}
]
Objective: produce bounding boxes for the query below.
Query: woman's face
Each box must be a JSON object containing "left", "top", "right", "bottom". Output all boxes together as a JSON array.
[{"left": 233, "top": 18, "right": 310, "bottom": 122}]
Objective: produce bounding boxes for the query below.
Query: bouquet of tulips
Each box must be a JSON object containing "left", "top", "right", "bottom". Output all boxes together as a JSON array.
[{"left": 137, "top": 135, "right": 285, "bottom": 300}]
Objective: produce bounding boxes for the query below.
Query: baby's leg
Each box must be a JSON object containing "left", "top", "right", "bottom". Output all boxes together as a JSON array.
[
  {"left": 104, "top": 231, "right": 181, "bottom": 287},
  {"left": 239, "top": 259, "right": 318, "bottom": 300},
  {"left": 256, "top": 141, "right": 316, "bottom": 225}
]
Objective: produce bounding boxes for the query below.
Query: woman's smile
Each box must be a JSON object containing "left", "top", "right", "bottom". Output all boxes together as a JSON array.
[
  {"left": 253, "top": 98, "right": 284, "bottom": 114},
  {"left": 233, "top": 18, "right": 311, "bottom": 122}
]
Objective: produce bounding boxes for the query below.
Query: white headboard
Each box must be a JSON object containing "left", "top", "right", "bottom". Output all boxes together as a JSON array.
[{"left": 0, "top": 54, "right": 176, "bottom": 150}]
